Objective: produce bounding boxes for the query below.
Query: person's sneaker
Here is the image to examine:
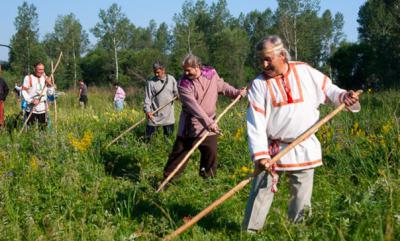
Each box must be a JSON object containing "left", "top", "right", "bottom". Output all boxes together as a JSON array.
[
  {"left": 246, "top": 229, "right": 258, "bottom": 234},
  {"left": 199, "top": 167, "right": 206, "bottom": 177}
]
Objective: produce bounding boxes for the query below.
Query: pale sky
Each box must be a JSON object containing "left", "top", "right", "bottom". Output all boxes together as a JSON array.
[{"left": 0, "top": 0, "right": 366, "bottom": 61}]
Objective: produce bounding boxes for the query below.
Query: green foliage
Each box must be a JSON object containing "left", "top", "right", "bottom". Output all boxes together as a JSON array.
[
  {"left": 119, "top": 48, "right": 165, "bottom": 84},
  {"left": 9, "top": 2, "right": 44, "bottom": 75},
  {"left": 332, "top": 0, "right": 400, "bottom": 89},
  {"left": 6, "top": 0, "right": 362, "bottom": 89},
  {"left": 80, "top": 48, "right": 114, "bottom": 86},
  {"left": 169, "top": 0, "right": 210, "bottom": 75},
  {"left": 209, "top": 28, "right": 249, "bottom": 86},
  {"left": 91, "top": 3, "right": 134, "bottom": 82},
  {"left": 0, "top": 88, "right": 399, "bottom": 240},
  {"left": 42, "top": 13, "right": 89, "bottom": 89},
  {"left": 274, "top": 0, "right": 347, "bottom": 71},
  {"left": 356, "top": 0, "right": 400, "bottom": 88},
  {"left": 329, "top": 42, "right": 375, "bottom": 89},
  {"left": 275, "top": 0, "right": 320, "bottom": 61},
  {"left": 153, "top": 22, "right": 171, "bottom": 55},
  {"left": 241, "top": 8, "right": 275, "bottom": 77}
]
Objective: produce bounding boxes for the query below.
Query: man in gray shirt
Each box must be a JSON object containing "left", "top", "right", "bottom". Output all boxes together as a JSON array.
[{"left": 144, "top": 61, "right": 178, "bottom": 141}]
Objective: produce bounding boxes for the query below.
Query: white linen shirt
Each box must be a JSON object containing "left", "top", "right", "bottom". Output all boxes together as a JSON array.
[
  {"left": 247, "top": 62, "right": 360, "bottom": 171},
  {"left": 22, "top": 74, "right": 53, "bottom": 114}
]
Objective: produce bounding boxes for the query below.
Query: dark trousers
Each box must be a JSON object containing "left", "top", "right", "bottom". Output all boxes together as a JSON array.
[
  {"left": 145, "top": 124, "right": 174, "bottom": 140},
  {"left": 79, "top": 95, "right": 88, "bottom": 108},
  {"left": 163, "top": 135, "right": 218, "bottom": 180},
  {"left": 26, "top": 112, "right": 47, "bottom": 129},
  {"left": 0, "top": 101, "right": 4, "bottom": 127}
]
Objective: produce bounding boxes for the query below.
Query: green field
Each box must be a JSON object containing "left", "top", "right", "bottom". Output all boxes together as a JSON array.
[{"left": 0, "top": 88, "right": 399, "bottom": 241}]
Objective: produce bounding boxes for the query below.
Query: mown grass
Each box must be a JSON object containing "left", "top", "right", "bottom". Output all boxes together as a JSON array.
[{"left": 0, "top": 87, "right": 399, "bottom": 241}]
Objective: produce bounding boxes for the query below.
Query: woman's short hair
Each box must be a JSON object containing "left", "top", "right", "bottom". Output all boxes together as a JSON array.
[{"left": 182, "top": 54, "right": 202, "bottom": 68}]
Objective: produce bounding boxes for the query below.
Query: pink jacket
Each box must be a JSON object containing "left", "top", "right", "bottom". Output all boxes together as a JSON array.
[
  {"left": 114, "top": 86, "right": 126, "bottom": 101},
  {"left": 177, "top": 67, "right": 240, "bottom": 137}
]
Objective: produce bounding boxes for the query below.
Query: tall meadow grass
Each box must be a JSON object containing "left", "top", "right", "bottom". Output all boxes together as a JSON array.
[{"left": 0, "top": 88, "right": 398, "bottom": 240}]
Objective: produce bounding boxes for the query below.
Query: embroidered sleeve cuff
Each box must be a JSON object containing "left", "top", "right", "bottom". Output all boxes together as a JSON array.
[
  {"left": 251, "top": 151, "right": 270, "bottom": 161},
  {"left": 338, "top": 91, "right": 346, "bottom": 104}
]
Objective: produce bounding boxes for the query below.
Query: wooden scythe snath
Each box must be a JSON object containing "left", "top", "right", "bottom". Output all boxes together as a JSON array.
[
  {"left": 104, "top": 96, "right": 178, "bottom": 149},
  {"left": 162, "top": 90, "right": 363, "bottom": 241},
  {"left": 51, "top": 61, "right": 58, "bottom": 129}
]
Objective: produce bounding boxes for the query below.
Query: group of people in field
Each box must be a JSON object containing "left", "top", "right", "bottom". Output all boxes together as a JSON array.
[
  {"left": 0, "top": 62, "right": 126, "bottom": 129},
  {"left": 139, "top": 35, "right": 360, "bottom": 232},
  {"left": 0, "top": 35, "right": 360, "bottom": 233}
]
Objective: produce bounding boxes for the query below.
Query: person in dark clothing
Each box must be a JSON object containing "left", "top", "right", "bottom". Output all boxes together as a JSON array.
[
  {"left": 78, "top": 79, "right": 88, "bottom": 108},
  {"left": 0, "top": 77, "right": 10, "bottom": 128}
]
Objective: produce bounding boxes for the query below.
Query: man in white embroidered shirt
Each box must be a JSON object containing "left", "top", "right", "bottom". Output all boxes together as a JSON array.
[
  {"left": 242, "top": 35, "right": 360, "bottom": 232},
  {"left": 22, "top": 62, "right": 54, "bottom": 128}
]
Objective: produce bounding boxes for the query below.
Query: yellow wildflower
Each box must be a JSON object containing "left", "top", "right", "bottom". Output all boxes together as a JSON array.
[
  {"left": 239, "top": 165, "right": 253, "bottom": 177},
  {"left": 93, "top": 115, "right": 100, "bottom": 122},
  {"left": 241, "top": 166, "right": 251, "bottom": 174},
  {"left": 30, "top": 156, "right": 39, "bottom": 171},
  {"left": 381, "top": 122, "right": 392, "bottom": 135},
  {"left": 317, "top": 125, "right": 333, "bottom": 143},
  {"left": 351, "top": 121, "right": 365, "bottom": 137},
  {"left": 68, "top": 131, "right": 93, "bottom": 152},
  {"left": 234, "top": 127, "right": 244, "bottom": 141}
]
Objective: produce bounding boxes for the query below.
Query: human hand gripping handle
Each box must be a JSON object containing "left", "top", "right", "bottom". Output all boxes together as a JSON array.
[
  {"left": 146, "top": 112, "right": 154, "bottom": 122},
  {"left": 343, "top": 90, "right": 359, "bottom": 107},
  {"left": 255, "top": 158, "right": 273, "bottom": 173},
  {"left": 208, "top": 122, "right": 221, "bottom": 135},
  {"left": 239, "top": 87, "right": 247, "bottom": 98},
  {"left": 45, "top": 75, "right": 54, "bottom": 87},
  {"left": 342, "top": 90, "right": 361, "bottom": 112},
  {"left": 206, "top": 86, "right": 246, "bottom": 135}
]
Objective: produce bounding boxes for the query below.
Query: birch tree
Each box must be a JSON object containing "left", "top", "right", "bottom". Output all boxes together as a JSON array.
[
  {"left": 44, "top": 13, "right": 89, "bottom": 89},
  {"left": 91, "top": 3, "right": 132, "bottom": 82},
  {"left": 275, "top": 0, "right": 320, "bottom": 60},
  {"left": 9, "top": 2, "right": 45, "bottom": 74}
]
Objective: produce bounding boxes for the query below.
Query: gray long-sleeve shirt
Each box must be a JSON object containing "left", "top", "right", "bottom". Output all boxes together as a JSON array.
[
  {"left": 144, "top": 74, "right": 178, "bottom": 126},
  {"left": 177, "top": 67, "right": 241, "bottom": 137}
]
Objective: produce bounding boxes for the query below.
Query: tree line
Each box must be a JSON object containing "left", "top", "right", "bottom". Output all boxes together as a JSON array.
[{"left": 4, "top": 0, "right": 399, "bottom": 90}]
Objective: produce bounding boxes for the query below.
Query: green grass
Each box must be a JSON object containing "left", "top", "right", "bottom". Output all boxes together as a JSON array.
[{"left": 0, "top": 88, "right": 399, "bottom": 240}]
